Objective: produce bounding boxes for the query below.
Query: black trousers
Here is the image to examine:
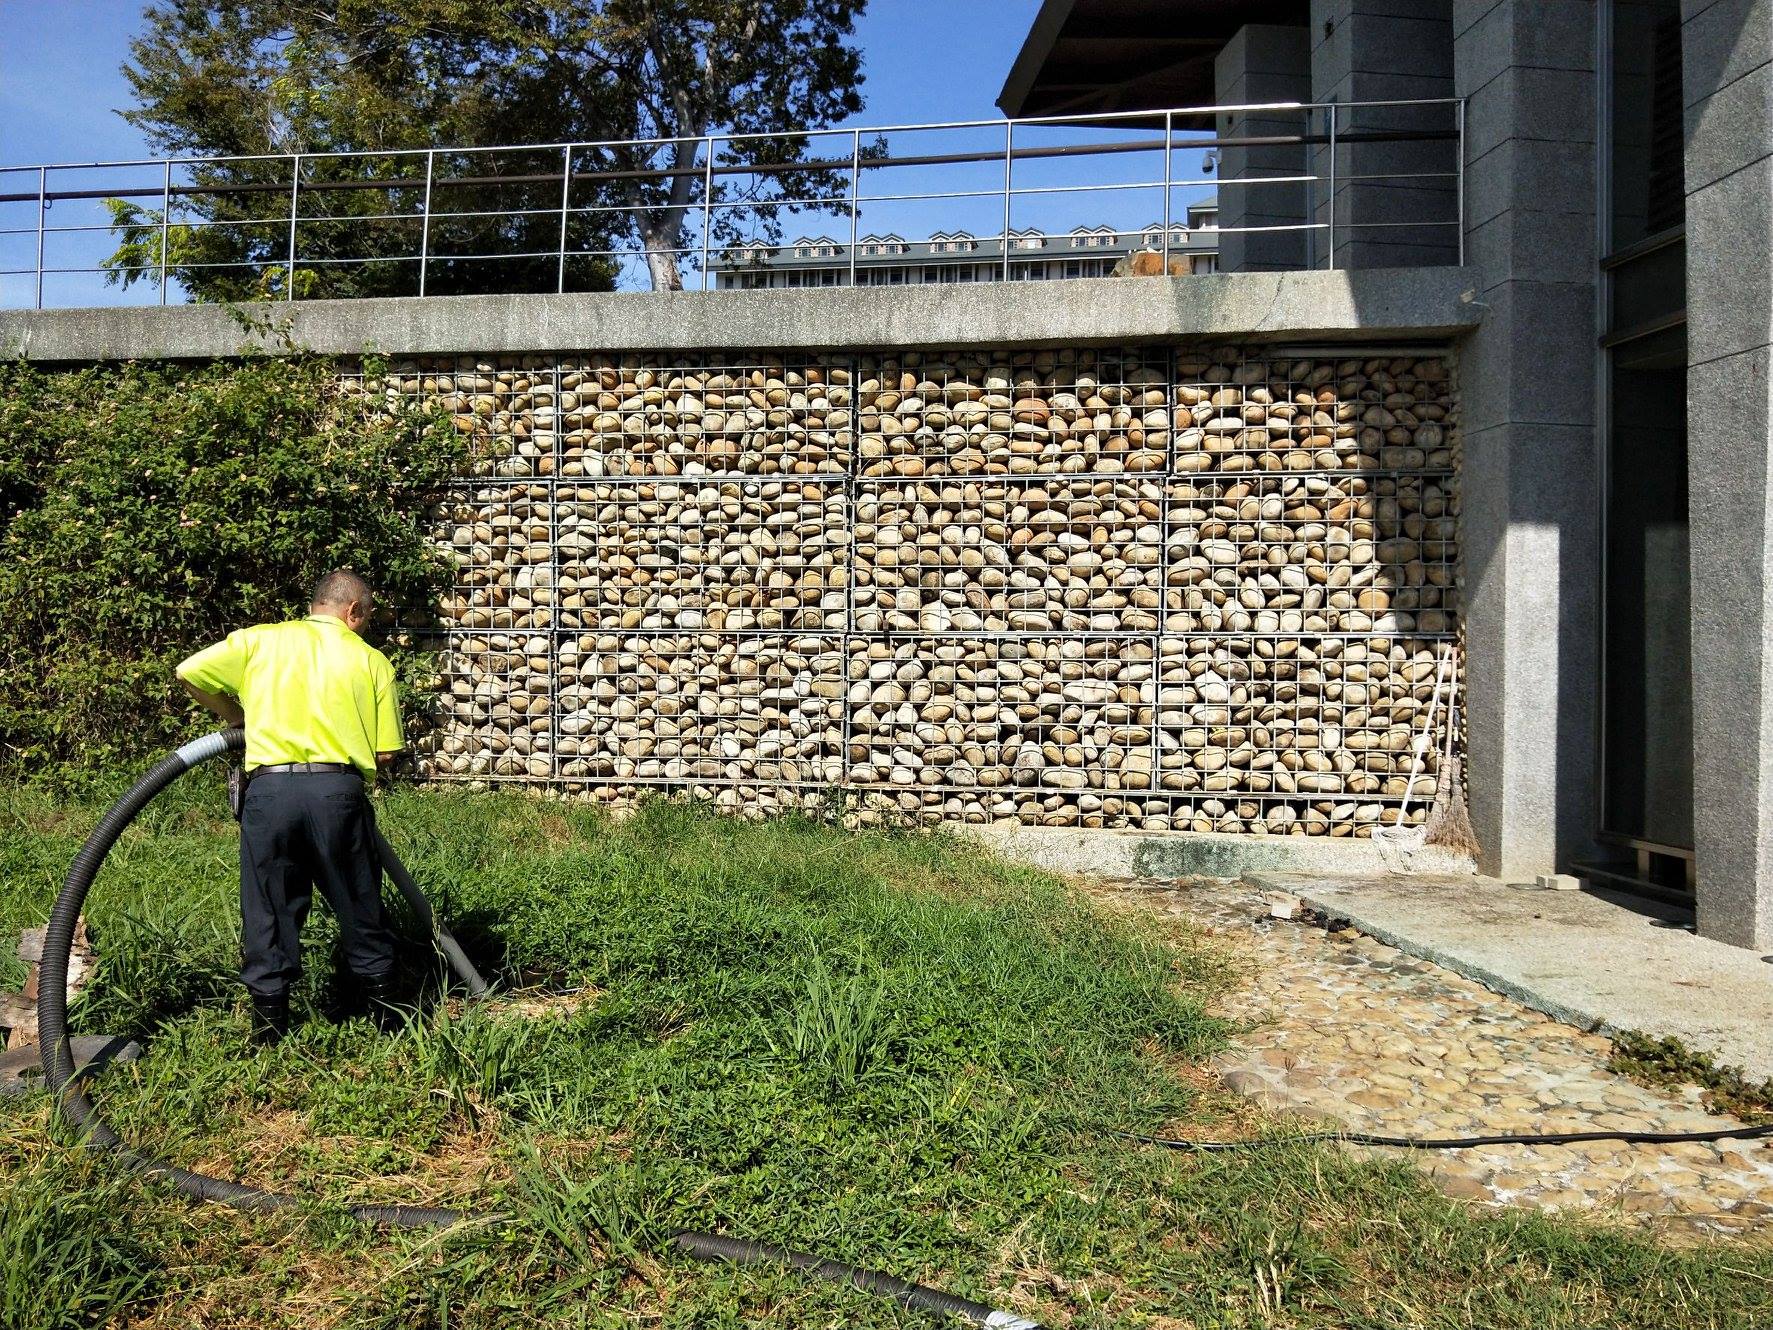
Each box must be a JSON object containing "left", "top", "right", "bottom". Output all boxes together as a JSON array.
[{"left": 238, "top": 771, "right": 395, "bottom": 999}]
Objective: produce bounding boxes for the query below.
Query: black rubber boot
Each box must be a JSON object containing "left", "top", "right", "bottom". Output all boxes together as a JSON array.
[
  {"left": 361, "top": 976, "right": 412, "bottom": 1035},
  {"left": 249, "top": 995, "right": 291, "bottom": 1047}
]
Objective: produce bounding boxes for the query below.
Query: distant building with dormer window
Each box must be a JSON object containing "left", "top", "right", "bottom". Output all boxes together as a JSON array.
[{"left": 710, "top": 203, "right": 1217, "bottom": 289}]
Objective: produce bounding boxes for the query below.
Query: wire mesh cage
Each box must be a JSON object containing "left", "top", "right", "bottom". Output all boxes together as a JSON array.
[
  {"left": 1174, "top": 350, "right": 1457, "bottom": 474},
  {"left": 855, "top": 347, "right": 1172, "bottom": 477},
  {"left": 552, "top": 358, "right": 853, "bottom": 477},
  {"left": 552, "top": 631, "right": 847, "bottom": 788},
  {"left": 555, "top": 479, "right": 850, "bottom": 633},
  {"left": 362, "top": 342, "right": 1458, "bottom": 833},
  {"left": 852, "top": 477, "right": 1165, "bottom": 635},
  {"left": 416, "top": 630, "right": 556, "bottom": 783},
  {"left": 1163, "top": 473, "right": 1458, "bottom": 635},
  {"left": 1154, "top": 633, "right": 1447, "bottom": 804},
  {"left": 842, "top": 634, "right": 1158, "bottom": 824}
]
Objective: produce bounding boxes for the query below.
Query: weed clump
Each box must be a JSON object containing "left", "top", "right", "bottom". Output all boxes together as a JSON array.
[
  {"left": 0, "top": 1151, "right": 160, "bottom": 1330},
  {"left": 1608, "top": 1029, "right": 1773, "bottom": 1124}
]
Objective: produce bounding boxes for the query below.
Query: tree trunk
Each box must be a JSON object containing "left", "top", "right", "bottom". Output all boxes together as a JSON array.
[
  {"left": 642, "top": 222, "right": 685, "bottom": 290},
  {"left": 634, "top": 136, "right": 705, "bottom": 292}
]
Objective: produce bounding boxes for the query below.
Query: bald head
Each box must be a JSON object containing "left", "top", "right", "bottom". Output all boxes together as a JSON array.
[{"left": 311, "top": 569, "right": 373, "bottom": 626}]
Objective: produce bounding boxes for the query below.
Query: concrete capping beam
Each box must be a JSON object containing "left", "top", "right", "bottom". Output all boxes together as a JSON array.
[{"left": 0, "top": 268, "right": 1482, "bottom": 364}]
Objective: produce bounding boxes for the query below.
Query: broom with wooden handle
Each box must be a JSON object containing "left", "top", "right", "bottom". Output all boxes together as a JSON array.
[{"left": 1422, "top": 654, "right": 1479, "bottom": 857}]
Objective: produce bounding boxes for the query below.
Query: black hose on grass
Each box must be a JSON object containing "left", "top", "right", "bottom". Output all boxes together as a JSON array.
[
  {"left": 670, "top": 1233, "right": 1029, "bottom": 1327},
  {"left": 36, "top": 730, "right": 1040, "bottom": 1329}
]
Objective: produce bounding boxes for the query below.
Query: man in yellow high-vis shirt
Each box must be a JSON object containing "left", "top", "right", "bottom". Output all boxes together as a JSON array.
[{"left": 177, "top": 570, "right": 407, "bottom": 1045}]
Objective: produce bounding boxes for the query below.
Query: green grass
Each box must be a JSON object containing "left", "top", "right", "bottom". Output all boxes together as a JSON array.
[{"left": 2, "top": 775, "right": 1772, "bottom": 1329}]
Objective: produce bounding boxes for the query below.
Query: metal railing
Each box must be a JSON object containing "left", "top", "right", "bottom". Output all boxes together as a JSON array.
[{"left": 0, "top": 99, "right": 1464, "bottom": 309}]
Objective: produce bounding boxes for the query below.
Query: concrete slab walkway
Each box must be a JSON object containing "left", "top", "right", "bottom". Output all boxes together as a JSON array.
[
  {"left": 1246, "top": 872, "right": 1773, "bottom": 1083},
  {"left": 1100, "top": 877, "right": 1773, "bottom": 1239}
]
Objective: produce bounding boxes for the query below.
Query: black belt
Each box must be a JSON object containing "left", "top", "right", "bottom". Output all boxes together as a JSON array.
[{"left": 248, "top": 762, "right": 360, "bottom": 778}]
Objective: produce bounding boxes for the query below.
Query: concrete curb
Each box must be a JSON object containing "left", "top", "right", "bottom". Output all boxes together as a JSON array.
[{"left": 964, "top": 824, "right": 1476, "bottom": 881}]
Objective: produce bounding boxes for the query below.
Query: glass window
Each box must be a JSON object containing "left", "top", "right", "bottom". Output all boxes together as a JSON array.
[
  {"left": 1609, "top": 0, "right": 1685, "bottom": 249},
  {"left": 1596, "top": 0, "right": 1692, "bottom": 859},
  {"left": 1602, "top": 326, "right": 1691, "bottom": 846}
]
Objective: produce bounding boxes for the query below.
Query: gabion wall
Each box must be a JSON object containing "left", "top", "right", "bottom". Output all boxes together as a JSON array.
[{"left": 347, "top": 344, "right": 1458, "bottom": 835}]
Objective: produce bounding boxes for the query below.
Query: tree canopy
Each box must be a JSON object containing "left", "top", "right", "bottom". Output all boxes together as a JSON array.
[{"left": 109, "top": 0, "right": 870, "bottom": 297}]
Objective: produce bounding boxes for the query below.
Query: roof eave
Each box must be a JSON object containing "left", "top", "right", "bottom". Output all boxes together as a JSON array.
[{"left": 996, "top": 0, "right": 1079, "bottom": 118}]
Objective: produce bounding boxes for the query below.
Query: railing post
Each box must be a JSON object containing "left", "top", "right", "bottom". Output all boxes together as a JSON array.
[
  {"left": 1001, "top": 120, "right": 1013, "bottom": 282},
  {"left": 418, "top": 149, "right": 434, "bottom": 297},
  {"left": 1325, "top": 103, "right": 1337, "bottom": 271},
  {"left": 34, "top": 166, "right": 45, "bottom": 309},
  {"left": 158, "top": 160, "right": 170, "bottom": 305},
  {"left": 285, "top": 153, "right": 301, "bottom": 299},
  {"left": 701, "top": 136, "right": 714, "bottom": 291},
  {"left": 1160, "top": 110, "right": 1173, "bottom": 273},
  {"left": 557, "top": 144, "right": 572, "bottom": 294},
  {"left": 1455, "top": 97, "right": 1466, "bottom": 266},
  {"left": 848, "top": 128, "right": 861, "bottom": 288}
]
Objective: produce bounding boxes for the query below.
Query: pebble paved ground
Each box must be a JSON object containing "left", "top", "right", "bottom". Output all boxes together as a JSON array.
[{"left": 1098, "top": 876, "right": 1773, "bottom": 1241}]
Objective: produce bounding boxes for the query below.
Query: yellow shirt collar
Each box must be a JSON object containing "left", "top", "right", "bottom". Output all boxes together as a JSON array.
[{"left": 306, "top": 613, "right": 355, "bottom": 634}]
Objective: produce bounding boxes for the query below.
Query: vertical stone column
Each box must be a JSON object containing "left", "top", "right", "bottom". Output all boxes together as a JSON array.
[
  {"left": 1311, "top": 0, "right": 1461, "bottom": 267},
  {"left": 1683, "top": 0, "right": 1773, "bottom": 947},
  {"left": 1213, "top": 24, "right": 1313, "bottom": 272},
  {"left": 1452, "top": 0, "right": 1601, "bottom": 880}
]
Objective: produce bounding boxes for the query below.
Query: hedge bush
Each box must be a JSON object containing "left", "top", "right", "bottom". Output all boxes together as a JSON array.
[{"left": 0, "top": 354, "right": 463, "bottom": 774}]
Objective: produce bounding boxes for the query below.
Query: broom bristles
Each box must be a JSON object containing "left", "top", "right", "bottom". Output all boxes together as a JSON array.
[{"left": 1422, "top": 753, "right": 1480, "bottom": 857}]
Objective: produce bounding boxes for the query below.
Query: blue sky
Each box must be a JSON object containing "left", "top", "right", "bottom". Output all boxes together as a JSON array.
[
  {"left": 0, "top": 1, "right": 1213, "bottom": 300},
  {"left": 0, "top": 0, "right": 1051, "bottom": 166}
]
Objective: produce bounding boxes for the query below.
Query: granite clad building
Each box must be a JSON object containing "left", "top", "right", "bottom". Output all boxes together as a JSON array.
[{"left": 999, "top": 0, "right": 1773, "bottom": 946}]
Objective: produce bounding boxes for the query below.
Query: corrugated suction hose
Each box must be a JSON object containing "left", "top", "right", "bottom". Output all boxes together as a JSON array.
[{"left": 36, "top": 729, "right": 1040, "bottom": 1328}]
